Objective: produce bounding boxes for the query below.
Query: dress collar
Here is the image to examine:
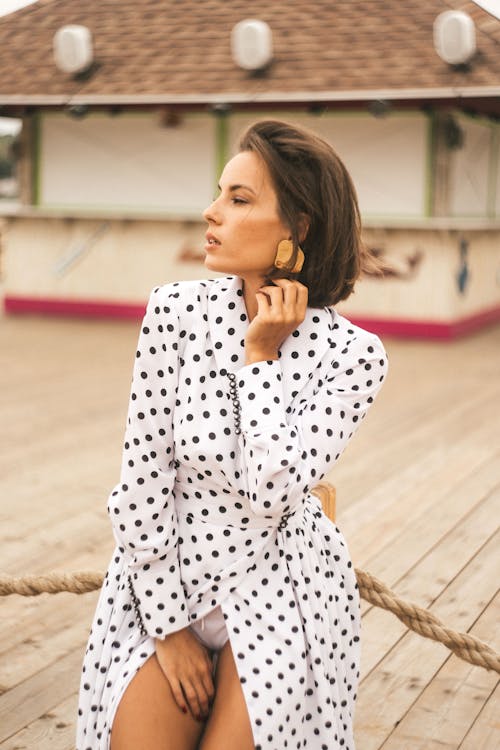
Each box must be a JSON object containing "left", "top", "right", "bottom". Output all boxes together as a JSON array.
[{"left": 206, "top": 275, "right": 335, "bottom": 405}]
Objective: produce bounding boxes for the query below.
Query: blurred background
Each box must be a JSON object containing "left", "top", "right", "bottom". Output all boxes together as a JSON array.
[
  {"left": 0, "top": 2, "right": 499, "bottom": 749},
  {"left": 0, "top": 0, "right": 499, "bottom": 334}
]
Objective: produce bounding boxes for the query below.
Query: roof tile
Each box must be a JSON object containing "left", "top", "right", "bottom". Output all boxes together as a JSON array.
[{"left": 0, "top": 0, "right": 498, "bottom": 104}]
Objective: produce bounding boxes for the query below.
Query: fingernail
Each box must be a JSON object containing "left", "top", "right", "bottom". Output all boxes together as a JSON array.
[{"left": 181, "top": 706, "right": 187, "bottom": 714}]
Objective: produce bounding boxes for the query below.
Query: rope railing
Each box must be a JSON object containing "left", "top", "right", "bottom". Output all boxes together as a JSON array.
[
  {"left": 2, "top": 483, "right": 499, "bottom": 675},
  {"left": 1, "top": 568, "right": 498, "bottom": 674},
  {"left": 355, "top": 569, "right": 500, "bottom": 673}
]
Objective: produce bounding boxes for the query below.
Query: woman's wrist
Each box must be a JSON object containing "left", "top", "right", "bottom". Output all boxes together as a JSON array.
[
  {"left": 155, "top": 626, "right": 188, "bottom": 646},
  {"left": 245, "top": 349, "right": 279, "bottom": 365}
]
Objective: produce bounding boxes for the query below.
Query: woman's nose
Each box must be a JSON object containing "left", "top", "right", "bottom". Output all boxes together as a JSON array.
[{"left": 203, "top": 198, "right": 220, "bottom": 224}]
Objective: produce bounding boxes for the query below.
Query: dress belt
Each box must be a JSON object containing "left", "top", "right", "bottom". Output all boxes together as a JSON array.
[{"left": 173, "top": 480, "right": 305, "bottom": 531}]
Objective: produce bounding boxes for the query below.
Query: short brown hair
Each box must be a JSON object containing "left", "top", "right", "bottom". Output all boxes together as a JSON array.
[{"left": 239, "top": 119, "right": 367, "bottom": 307}]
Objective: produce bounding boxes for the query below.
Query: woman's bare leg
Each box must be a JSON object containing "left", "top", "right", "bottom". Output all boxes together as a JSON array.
[
  {"left": 110, "top": 653, "right": 206, "bottom": 750},
  {"left": 199, "top": 640, "right": 255, "bottom": 750}
]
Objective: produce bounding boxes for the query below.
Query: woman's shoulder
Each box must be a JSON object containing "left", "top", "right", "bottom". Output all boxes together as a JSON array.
[
  {"left": 148, "top": 277, "right": 222, "bottom": 307},
  {"left": 329, "top": 307, "right": 388, "bottom": 361}
]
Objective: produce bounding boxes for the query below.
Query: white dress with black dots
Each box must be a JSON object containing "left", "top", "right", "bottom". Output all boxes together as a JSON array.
[{"left": 76, "top": 274, "right": 388, "bottom": 750}]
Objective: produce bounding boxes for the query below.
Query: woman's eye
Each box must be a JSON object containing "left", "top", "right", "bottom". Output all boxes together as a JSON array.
[{"left": 232, "top": 197, "right": 248, "bottom": 205}]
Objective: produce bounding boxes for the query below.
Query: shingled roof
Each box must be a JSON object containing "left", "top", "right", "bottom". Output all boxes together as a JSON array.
[{"left": 0, "top": 0, "right": 499, "bottom": 109}]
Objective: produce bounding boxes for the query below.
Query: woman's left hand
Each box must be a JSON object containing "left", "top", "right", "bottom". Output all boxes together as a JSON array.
[{"left": 245, "top": 278, "right": 308, "bottom": 364}]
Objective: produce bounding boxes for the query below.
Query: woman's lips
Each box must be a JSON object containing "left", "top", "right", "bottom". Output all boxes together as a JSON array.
[{"left": 205, "top": 232, "right": 221, "bottom": 251}]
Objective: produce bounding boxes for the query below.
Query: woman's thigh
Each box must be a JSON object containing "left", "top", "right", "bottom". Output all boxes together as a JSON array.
[
  {"left": 199, "top": 640, "right": 255, "bottom": 750},
  {"left": 110, "top": 653, "right": 205, "bottom": 750}
]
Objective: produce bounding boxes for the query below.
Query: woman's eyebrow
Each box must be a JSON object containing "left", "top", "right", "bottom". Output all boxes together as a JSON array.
[{"left": 217, "top": 183, "right": 257, "bottom": 195}]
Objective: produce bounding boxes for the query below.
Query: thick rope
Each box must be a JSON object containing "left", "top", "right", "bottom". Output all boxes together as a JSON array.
[
  {"left": 0, "top": 571, "right": 103, "bottom": 597},
  {"left": 1, "top": 568, "right": 498, "bottom": 674},
  {"left": 1, "top": 483, "right": 498, "bottom": 673},
  {"left": 355, "top": 569, "right": 500, "bottom": 673}
]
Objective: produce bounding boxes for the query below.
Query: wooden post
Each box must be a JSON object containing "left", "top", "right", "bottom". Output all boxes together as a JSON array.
[{"left": 311, "top": 482, "right": 336, "bottom": 522}]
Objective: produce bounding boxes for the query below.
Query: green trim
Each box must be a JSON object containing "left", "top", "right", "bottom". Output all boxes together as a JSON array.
[
  {"left": 31, "top": 111, "right": 41, "bottom": 205},
  {"left": 21, "top": 206, "right": 427, "bottom": 223},
  {"left": 360, "top": 212, "right": 433, "bottom": 221},
  {"left": 40, "top": 202, "right": 206, "bottom": 216},
  {"left": 449, "top": 212, "right": 496, "bottom": 218}
]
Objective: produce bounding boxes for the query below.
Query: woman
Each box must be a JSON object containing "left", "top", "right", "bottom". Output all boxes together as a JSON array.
[{"left": 76, "top": 119, "right": 388, "bottom": 750}]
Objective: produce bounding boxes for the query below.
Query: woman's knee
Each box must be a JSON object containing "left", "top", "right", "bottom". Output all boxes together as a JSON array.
[{"left": 110, "top": 654, "right": 204, "bottom": 750}]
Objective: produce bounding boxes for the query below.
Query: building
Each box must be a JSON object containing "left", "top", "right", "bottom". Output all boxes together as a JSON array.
[{"left": 0, "top": 0, "right": 499, "bottom": 337}]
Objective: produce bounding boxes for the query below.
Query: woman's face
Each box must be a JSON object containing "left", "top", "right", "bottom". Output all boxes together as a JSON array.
[{"left": 202, "top": 150, "right": 290, "bottom": 281}]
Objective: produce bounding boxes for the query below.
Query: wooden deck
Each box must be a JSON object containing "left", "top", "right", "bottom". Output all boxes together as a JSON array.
[{"left": 1, "top": 309, "right": 499, "bottom": 749}]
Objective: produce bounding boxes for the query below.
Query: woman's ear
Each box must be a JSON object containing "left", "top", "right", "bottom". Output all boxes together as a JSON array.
[{"left": 297, "top": 213, "right": 310, "bottom": 244}]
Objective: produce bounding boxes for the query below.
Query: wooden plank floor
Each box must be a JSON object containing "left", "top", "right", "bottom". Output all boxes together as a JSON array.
[{"left": 1, "top": 309, "right": 499, "bottom": 749}]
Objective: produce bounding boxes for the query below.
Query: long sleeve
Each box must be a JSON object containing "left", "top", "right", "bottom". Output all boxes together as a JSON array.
[
  {"left": 107, "top": 285, "right": 190, "bottom": 639},
  {"left": 230, "top": 333, "right": 388, "bottom": 518}
]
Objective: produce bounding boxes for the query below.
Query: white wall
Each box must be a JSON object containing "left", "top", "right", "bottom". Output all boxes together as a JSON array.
[
  {"left": 228, "top": 112, "right": 429, "bottom": 218},
  {"left": 450, "top": 117, "right": 492, "bottom": 217},
  {"left": 40, "top": 112, "right": 216, "bottom": 215},
  {"left": 34, "top": 108, "right": 500, "bottom": 220},
  {"left": 3, "top": 217, "right": 212, "bottom": 302},
  {"left": 4, "top": 217, "right": 499, "bottom": 325}
]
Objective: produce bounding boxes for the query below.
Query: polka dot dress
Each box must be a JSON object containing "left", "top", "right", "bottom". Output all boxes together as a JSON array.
[{"left": 76, "top": 274, "right": 388, "bottom": 750}]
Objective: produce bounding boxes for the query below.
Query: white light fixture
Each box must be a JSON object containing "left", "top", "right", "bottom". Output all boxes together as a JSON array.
[
  {"left": 53, "top": 25, "right": 93, "bottom": 74},
  {"left": 231, "top": 19, "right": 273, "bottom": 71},
  {"left": 433, "top": 11, "right": 476, "bottom": 65}
]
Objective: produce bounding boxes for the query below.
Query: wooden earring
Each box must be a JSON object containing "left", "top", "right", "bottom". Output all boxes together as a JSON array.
[{"left": 274, "top": 239, "right": 305, "bottom": 273}]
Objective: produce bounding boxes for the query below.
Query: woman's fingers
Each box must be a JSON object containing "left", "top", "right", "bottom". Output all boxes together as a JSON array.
[
  {"left": 277, "top": 279, "right": 308, "bottom": 319},
  {"left": 259, "top": 279, "right": 308, "bottom": 320},
  {"left": 272, "top": 278, "right": 307, "bottom": 300},
  {"left": 257, "top": 284, "right": 285, "bottom": 311},
  {"left": 268, "top": 281, "right": 296, "bottom": 311},
  {"left": 246, "top": 278, "right": 309, "bottom": 359},
  {"left": 200, "top": 658, "right": 216, "bottom": 715},
  {"left": 201, "top": 662, "right": 216, "bottom": 706},
  {"left": 183, "top": 652, "right": 214, "bottom": 719},
  {"left": 154, "top": 630, "right": 215, "bottom": 721},
  {"left": 170, "top": 667, "right": 212, "bottom": 720},
  {"left": 255, "top": 287, "right": 271, "bottom": 310},
  {"left": 194, "top": 674, "right": 212, "bottom": 717},
  {"left": 169, "top": 676, "right": 188, "bottom": 714},
  {"left": 188, "top": 650, "right": 214, "bottom": 718},
  {"left": 182, "top": 678, "right": 208, "bottom": 720},
  {"left": 182, "top": 659, "right": 214, "bottom": 719}
]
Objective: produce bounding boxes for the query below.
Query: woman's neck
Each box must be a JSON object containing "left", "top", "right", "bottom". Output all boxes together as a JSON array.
[{"left": 241, "top": 276, "right": 264, "bottom": 323}]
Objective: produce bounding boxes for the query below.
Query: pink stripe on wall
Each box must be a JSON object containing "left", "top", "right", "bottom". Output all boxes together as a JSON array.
[
  {"left": 348, "top": 306, "right": 500, "bottom": 339},
  {"left": 3, "top": 296, "right": 147, "bottom": 319},
  {"left": 3, "top": 295, "right": 500, "bottom": 339}
]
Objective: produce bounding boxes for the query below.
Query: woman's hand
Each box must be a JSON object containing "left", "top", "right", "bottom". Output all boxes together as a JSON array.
[
  {"left": 245, "top": 278, "right": 308, "bottom": 365},
  {"left": 155, "top": 627, "right": 215, "bottom": 721}
]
